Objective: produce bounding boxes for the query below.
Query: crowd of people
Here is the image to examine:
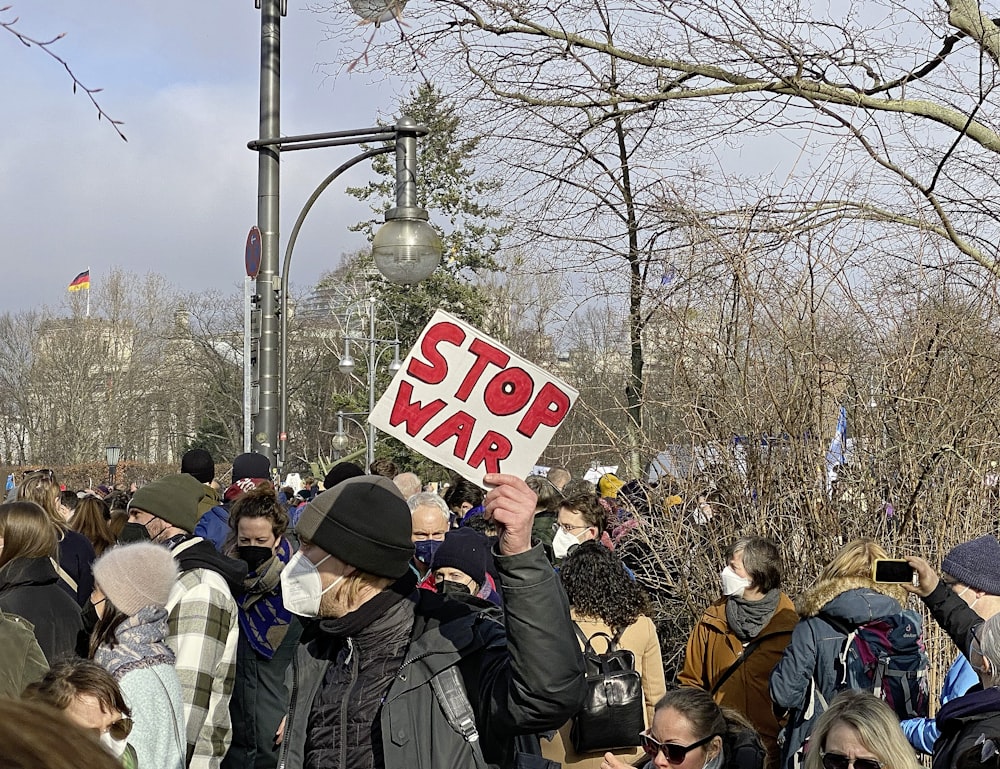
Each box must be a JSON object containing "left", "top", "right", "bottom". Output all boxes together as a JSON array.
[{"left": 0, "top": 453, "right": 998, "bottom": 769}]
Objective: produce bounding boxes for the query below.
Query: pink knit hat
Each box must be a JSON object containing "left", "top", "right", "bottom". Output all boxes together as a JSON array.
[{"left": 92, "top": 543, "right": 179, "bottom": 616}]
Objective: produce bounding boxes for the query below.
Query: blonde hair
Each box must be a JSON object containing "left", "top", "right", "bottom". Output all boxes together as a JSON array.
[
  {"left": 819, "top": 538, "right": 888, "bottom": 581},
  {"left": 17, "top": 473, "right": 67, "bottom": 532},
  {"left": 803, "top": 691, "right": 921, "bottom": 769}
]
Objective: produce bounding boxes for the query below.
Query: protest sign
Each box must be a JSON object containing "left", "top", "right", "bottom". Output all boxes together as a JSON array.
[{"left": 368, "top": 310, "right": 578, "bottom": 487}]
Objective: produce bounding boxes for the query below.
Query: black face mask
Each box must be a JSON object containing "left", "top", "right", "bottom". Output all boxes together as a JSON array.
[
  {"left": 438, "top": 579, "right": 474, "bottom": 596},
  {"left": 238, "top": 546, "right": 274, "bottom": 573},
  {"left": 118, "top": 522, "right": 151, "bottom": 544}
]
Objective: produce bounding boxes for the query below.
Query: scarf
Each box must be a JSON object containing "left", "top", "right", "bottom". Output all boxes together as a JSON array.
[
  {"left": 317, "top": 571, "right": 418, "bottom": 639},
  {"left": 237, "top": 537, "right": 293, "bottom": 660},
  {"left": 95, "top": 606, "right": 175, "bottom": 680},
  {"left": 726, "top": 588, "right": 780, "bottom": 642}
]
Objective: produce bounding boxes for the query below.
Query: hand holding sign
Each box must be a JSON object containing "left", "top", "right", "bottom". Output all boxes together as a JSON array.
[
  {"left": 483, "top": 473, "right": 537, "bottom": 556},
  {"left": 369, "top": 311, "right": 579, "bottom": 487}
]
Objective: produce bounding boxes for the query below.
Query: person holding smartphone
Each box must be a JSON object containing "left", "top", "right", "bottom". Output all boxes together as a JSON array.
[
  {"left": 905, "top": 536, "right": 1000, "bottom": 769},
  {"left": 898, "top": 537, "right": 1000, "bottom": 755}
]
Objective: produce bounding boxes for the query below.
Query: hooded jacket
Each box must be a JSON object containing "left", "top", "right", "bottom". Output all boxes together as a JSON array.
[
  {"left": 279, "top": 543, "right": 586, "bottom": 769},
  {"left": 165, "top": 536, "right": 246, "bottom": 769},
  {"left": 679, "top": 593, "right": 797, "bottom": 769},
  {"left": 769, "top": 577, "right": 912, "bottom": 769},
  {"left": 0, "top": 610, "right": 49, "bottom": 696}
]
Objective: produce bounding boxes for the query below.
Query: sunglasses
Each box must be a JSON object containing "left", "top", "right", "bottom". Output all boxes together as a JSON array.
[
  {"left": 821, "top": 752, "right": 881, "bottom": 769},
  {"left": 641, "top": 731, "right": 716, "bottom": 763},
  {"left": 107, "top": 716, "right": 133, "bottom": 741}
]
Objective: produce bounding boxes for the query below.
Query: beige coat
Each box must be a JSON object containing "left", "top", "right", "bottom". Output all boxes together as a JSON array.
[{"left": 541, "top": 611, "right": 666, "bottom": 769}]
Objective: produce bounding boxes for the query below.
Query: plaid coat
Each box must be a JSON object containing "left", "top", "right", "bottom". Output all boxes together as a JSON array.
[{"left": 166, "top": 538, "right": 242, "bottom": 769}]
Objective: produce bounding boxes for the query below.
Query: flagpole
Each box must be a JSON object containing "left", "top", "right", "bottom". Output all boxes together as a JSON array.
[{"left": 86, "top": 266, "right": 91, "bottom": 318}]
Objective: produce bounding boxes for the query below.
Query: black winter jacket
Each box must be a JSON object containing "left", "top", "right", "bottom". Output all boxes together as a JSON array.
[
  {"left": 279, "top": 543, "right": 586, "bottom": 769},
  {"left": 922, "top": 582, "right": 995, "bottom": 769},
  {"left": 0, "top": 557, "right": 85, "bottom": 662}
]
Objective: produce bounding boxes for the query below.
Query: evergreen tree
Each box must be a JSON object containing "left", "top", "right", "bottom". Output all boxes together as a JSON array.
[{"left": 344, "top": 81, "right": 508, "bottom": 349}]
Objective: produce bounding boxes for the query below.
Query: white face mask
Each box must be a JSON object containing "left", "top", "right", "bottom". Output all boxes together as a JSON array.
[
  {"left": 100, "top": 731, "right": 128, "bottom": 759},
  {"left": 552, "top": 527, "right": 585, "bottom": 560},
  {"left": 280, "top": 551, "right": 344, "bottom": 617},
  {"left": 721, "top": 565, "right": 752, "bottom": 597}
]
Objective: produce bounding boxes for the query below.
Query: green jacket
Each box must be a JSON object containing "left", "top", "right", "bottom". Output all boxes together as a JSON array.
[{"left": 0, "top": 610, "right": 48, "bottom": 698}]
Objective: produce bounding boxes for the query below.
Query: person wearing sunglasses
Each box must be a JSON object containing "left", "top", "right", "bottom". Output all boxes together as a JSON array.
[
  {"left": 802, "top": 690, "right": 920, "bottom": 769},
  {"left": 601, "top": 687, "right": 764, "bottom": 769},
  {"left": 22, "top": 658, "right": 140, "bottom": 769}
]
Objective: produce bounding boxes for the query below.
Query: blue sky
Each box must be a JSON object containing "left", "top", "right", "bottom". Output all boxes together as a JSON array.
[{"left": 1, "top": 1, "right": 402, "bottom": 313}]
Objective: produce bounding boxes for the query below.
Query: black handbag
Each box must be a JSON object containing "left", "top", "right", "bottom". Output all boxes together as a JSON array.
[{"left": 570, "top": 622, "right": 645, "bottom": 753}]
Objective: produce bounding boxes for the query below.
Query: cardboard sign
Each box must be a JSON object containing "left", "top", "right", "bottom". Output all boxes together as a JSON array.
[{"left": 369, "top": 310, "right": 578, "bottom": 487}]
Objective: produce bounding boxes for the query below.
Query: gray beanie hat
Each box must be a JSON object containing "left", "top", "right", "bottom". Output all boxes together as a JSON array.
[
  {"left": 297, "top": 475, "right": 414, "bottom": 579},
  {"left": 942, "top": 535, "right": 1000, "bottom": 595},
  {"left": 93, "top": 543, "right": 179, "bottom": 616}
]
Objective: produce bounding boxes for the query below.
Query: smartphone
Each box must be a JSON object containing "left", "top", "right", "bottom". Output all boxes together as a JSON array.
[{"left": 872, "top": 559, "right": 915, "bottom": 583}]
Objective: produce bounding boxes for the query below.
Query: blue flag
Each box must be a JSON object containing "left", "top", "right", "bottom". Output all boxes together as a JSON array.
[{"left": 826, "top": 406, "right": 848, "bottom": 482}]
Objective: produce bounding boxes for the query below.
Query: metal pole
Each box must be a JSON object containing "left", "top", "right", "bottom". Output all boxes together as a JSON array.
[
  {"left": 252, "top": 0, "right": 282, "bottom": 467},
  {"left": 367, "top": 297, "right": 376, "bottom": 472}
]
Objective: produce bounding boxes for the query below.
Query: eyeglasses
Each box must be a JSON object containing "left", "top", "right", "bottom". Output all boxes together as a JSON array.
[
  {"left": 640, "top": 731, "right": 716, "bottom": 764},
  {"left": 106, "top": 716, "right": 133, "bottom": 741},
  {"left": 23, "top": 469, "right": 55, "bottom": 481},
  {"left": 821, "top": 752, "right": 882, "bottom": 769},
  {"left": 552, "top": 522, "right": 591, "bottom": 534}
]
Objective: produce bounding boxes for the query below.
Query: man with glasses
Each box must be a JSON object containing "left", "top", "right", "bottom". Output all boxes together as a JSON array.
[
  {"left": 551, "top": 492, "right": 605, "bottom": 563},
  {"left": 905, "top": 536, "right": 1000, "bottom": 769}
]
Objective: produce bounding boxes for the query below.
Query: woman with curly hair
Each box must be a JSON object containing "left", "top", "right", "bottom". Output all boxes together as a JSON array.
[{"left": 541, "top": 540, "right": 666, "bottom": 769}]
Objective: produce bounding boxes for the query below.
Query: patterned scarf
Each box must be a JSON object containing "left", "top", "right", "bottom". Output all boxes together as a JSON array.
[
  {"left": 237, "top": 537, "right": 293, "bottom": 660},
  {"left": 95, "top": 606, "right": 175, "bottom": 680}
]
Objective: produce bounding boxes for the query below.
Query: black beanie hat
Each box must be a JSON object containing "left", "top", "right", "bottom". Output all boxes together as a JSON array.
[
  {"left": 181, "top": 448, "right": 215, "bottom": 484},
  {"left": 233, "top": 452, "right": 270, "bottom": 482},
  {"left": 297, "top": 475, "right": 414, "bottom": 579},
  {"left": 323, "top": 461, "right": 365, "bottom": 491},
  {"left": 431, "top": 528, "right": 489, "bottom": 587}
]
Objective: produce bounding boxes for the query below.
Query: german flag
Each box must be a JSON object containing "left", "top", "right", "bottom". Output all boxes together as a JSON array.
[{"left": 68, "top": 270, "right": 91, "bottom": 292}]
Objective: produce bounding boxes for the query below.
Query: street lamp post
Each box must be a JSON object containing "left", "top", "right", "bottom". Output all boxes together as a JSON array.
[
  {"left": 337, "top": 298, "right": 402, "bottom": 471},
  {"left": 105, "top": 445, "right": 122, "bottom": 487},
  {"left": 250, "top": 0, "right": 442, "bottom": 471}
]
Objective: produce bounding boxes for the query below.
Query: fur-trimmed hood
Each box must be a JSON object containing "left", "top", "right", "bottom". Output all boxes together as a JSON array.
[{"left": 795, "top": 575, "right": 908, "bottom": 619}]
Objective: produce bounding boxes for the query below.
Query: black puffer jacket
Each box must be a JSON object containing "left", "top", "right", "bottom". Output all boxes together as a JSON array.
[
  {"left": 279, "top": 543, "right": 586, "bottom": 769},
  {"left": 0, "top": 557, "right": 85, "bottom": 662}
]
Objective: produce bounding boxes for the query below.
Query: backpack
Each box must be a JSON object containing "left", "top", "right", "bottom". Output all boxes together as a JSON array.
[
  {"left": 570, "top": 622, "right": 645, "bottom": 753},
  {"left": 818, "top": 610, "right": 930, "bottom": 719},
  {"left": 726, "top": 726, "right": 767, "bottom": 769}
]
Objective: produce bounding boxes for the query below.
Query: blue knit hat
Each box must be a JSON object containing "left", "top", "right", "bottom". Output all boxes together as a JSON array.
[{"left": 943, "top": 535, "right": 1000, "bottom": 595}]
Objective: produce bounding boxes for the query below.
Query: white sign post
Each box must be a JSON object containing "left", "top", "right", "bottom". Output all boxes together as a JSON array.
[{"left": 369, "top": 311, "right": 579, "bottom": 487}]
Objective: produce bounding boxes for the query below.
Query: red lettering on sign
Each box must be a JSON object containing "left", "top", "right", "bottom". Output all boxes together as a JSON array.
[
  {"left": 454, "top": 338, "right": 510, "bottom": 401},
  {"left": 482, "top": 367, "right": 534, "bottom": 416},
  {"left": 389, "top": 381, "right": 447, "bottom": 437},
  {"left": 468, "top": 431, "right": 513, "bottom": 474},
  {"left": 516, "top": 382, "right": 571, "bottom": 438},
  {"left": 407, "top": 321, "right": 466, "bottom": 385},
  {"left": 424, "top": 411, "right": 476, "bottom": 459}
]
